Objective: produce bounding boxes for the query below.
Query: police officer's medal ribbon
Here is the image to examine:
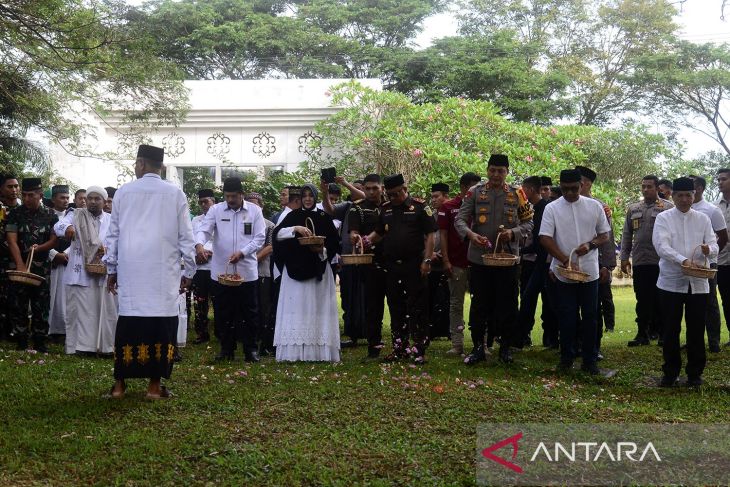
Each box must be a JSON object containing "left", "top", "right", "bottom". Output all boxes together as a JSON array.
[{"left": 478, "top": 214, "right": 487, "bottom": 224}]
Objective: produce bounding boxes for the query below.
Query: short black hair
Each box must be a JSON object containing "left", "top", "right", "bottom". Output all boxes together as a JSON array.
[
  {"left": 353, "top": 179, "right": 364, "bottom": 185},
  {"left": 522, "top": 176, "right": 541, "bottom": 192},
  {"left": 75, "top": 188, "right": 86, "bottom": 197},
  {"left": 459, "top": 172, "right": 480, "bottom": 188},
  {"left": 328, "top": 183, "right": 341, "bottom": 195},
  {"left": 641, "top": 175, "right": 659, "bottom": 187},
  {"left": 689, "top": 175, "right": 706, "bottom": 190},
  {"left": 363, "top": 174, "right": 381, "bottom": 184},
  {"left": 718, "top": 168, "right": 730, "bottom": 176},
  {"left": 657, "top": 178, "right": 672, "bottom": 190},
  {"left": 0, "top": 174, "right": 17, "bottom": 186}
]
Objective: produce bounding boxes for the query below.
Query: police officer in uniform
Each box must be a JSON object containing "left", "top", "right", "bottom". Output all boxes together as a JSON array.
[
  {"left": 364, "top": 174, "right": 437, "bottom": 364},
  {"left": 620, "top": 175, "right": 673, "bottom": 347},
  {"left": 348, "top": 174, "right": 386, "bottom": 360},
  {"left": 455, "top": 154, "right": 533, "bottom": 364}
]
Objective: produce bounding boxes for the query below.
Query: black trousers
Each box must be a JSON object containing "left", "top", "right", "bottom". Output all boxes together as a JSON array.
[
  {"left": 659, "top": 288, "right": 707, "bottom": 379},
  {"left": 364, "top": 262, "right": 387, "bottom": 350},
  {"left": 705, "top": 265, "right": 722, "bottom": 346},
  {"left": 428, "top": 269, "right": 450, "bottom": 339},
  {"left": 192, "top": 270, "right": 213, "bottom": 339},
  {"left": 541, "top": 279, "right": 559, "bottom": 347},
  {"left": 385, "top": 258, "right": 428, "bottom": 355},
  {"left": 520, "top": 259, "right": 536, "bottom": 295},
  {"left": 257, "top": 276, "right": 272, "bottom": 347},
  {"left": 632, "top": 265, "right": 661, "bottom": 338},
  {"left": 340, "top": 265, "right": 366, "bottom": 341},
  {"left": 211, "top": 280, "right": 258, "bottom": 354},
  {"left": 598, "top": 280, "right": 615, "bottom": 331},
  {"left": 517, "top": 261, "right": 548, "bottom": 343},
  {"left": 468, "top": 263, "right": 518, "bottom": 349},
  {"left": 716, "top": 265, "right": 730, "bottom": 338},
  {"left": 552, "top": 279, "right": 599, "bottom": 366}
]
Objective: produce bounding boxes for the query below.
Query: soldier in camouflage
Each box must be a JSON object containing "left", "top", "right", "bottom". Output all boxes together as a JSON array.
[
  {"left": 0, "top": 174, "right": 21, "bottom": 340},
  {"left": 5, "top": 178, "right": 59, "bottom": 352}
]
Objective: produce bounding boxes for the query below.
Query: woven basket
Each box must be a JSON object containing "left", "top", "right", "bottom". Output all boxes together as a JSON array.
[
  {"left": 219, "top": 262, "right": 243, "bottom": 287},
  {"left": 681, "top": 245, "right": 717, "bottom": 279},
  {"left": 85, "top": 248, "right": 107, "bottom": 275},
  {"left": 298, "top": 217, "right": 326, "bottom": 246},
  {"left": 7, "top": 247, "right": 45, "bottom": 287},
  {"left": 555, "top": 248, "right": 591, "bottom": 283},
  {"left": 482, "top": 230, "right": 518, "bottom": 267},
  {"left": 341, "top": 234, "right": 374, "bottom": 265}
]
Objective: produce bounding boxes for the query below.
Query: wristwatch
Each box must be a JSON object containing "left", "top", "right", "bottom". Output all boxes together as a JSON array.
[{"left": 588, "top": 241, "right": 598, "bottom": 250}]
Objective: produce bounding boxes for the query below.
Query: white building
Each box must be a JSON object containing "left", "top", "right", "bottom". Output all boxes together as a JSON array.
[{"left": 51, "top": 79, "right": 382, "bottom": 189}]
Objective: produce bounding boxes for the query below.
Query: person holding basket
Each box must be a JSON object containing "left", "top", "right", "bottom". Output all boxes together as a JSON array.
[
  {"left": 652, "top": 177, "right": 718, "bottom": 387},
  {"left": 195, "top": 177, "right": 266, "bottom": 363},
  {"left": 539, "top": 169, "right": 611, "bottom": 375}
]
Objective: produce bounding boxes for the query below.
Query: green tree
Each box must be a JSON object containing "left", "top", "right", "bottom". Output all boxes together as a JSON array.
[
  {"left": 456, "top": 0, "right": 680, "bottom": 125},
  {"left": 389, "top": 31, "right": 572, "bottom": 123},
  {"left": 133, "top": 0, "right": 441, "bottom": 81},
  {"left": 0, "top": 0, "right": 188, "bottom": 174},
  {"left": 639, "top": 41, "right": 730, "bottom": 156}
]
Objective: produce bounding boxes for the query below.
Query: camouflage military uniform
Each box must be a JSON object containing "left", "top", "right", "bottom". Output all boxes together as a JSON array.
[
  {"left": 455, "top": 181, "right": 533, "bottom": 362},
  {"left": 5, "top": 204, "right": 58, "bottom": 344},
  {"left": 0, "top": 202, "right": 20, "bottom": 338}
]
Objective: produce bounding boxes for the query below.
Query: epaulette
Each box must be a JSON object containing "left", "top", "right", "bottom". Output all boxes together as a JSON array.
[
  {"left": 353, "top": 199, "right": 364, "bottom": 204},
  {"left": 412, "top": 197, "right": 425, "bottom": 204},
  {"left": 382, "top": 201, "right": 392, "bottom": 207}
]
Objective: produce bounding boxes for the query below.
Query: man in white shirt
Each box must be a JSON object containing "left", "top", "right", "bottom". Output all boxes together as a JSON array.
[
  {"left": 104, "top": 145, "right": 197, "bottom": 400},
  {"left": 191, "top": 189, "right": 216, "bottom": 344},
  {"left": 715, "top": 168, "right": 730, "bottom": 348},
  {"left": 54, "top": 186, "right": 116, "bottom": 356},
  {"left": 690, "top": 175, "right": 728, "bottom": 353},
  {"left": 539, "top": 169, "right": 611, "bottom": 375},
  {"left": 195, "top": 177, "right": 265, "bottom": 363},
  {"left": 653, "top": 177, "right": 718, "bottom": 387}
]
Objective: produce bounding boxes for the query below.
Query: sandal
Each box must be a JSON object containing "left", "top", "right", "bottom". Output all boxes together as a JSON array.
[
  {"left": 145, "top": 385, "right": 174, "bottom": 400},
  {"left": 106, "top": 382, "right": 126, "bottom": 399}
]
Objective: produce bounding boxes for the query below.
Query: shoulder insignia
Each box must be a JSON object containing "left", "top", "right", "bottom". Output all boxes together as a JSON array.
[
  {"left": 354, "top": 199, "right": 364, "bottom": 204},
  {"left": 425, "top": 206, "right": 433, "bottom": 217},
  {"left": 382, "top": 201, "right": 392, "bottom": 207},
  {"left": 516, "top": 187, "right": 528, "bottom": 205},
  {"left": 465, "top": 190, "right": 473, "bottom": 199},
  {"left": 656, "top": 200, "right": 664, "bottom": 209}
]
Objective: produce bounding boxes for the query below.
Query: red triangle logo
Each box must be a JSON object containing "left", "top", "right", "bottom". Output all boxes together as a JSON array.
[{"left": 481, "top": 432, "right": 524, "bottom": 473}]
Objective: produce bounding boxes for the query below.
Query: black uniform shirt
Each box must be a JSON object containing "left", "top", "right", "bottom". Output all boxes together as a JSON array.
[{"left": 375, "top": 196, "right": 437, "bottom": 261}]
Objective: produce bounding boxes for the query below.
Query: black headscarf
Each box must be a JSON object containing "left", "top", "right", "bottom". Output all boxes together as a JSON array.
[{"left": 273, "top": 184, "right": 340, "bottom": 281}]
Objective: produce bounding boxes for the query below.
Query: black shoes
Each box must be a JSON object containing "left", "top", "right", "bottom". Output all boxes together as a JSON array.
[
  {"left": 686, "top": 376, "right": 704, "bottom": 387},
  {"left": 498, "top": 347, "right": 514, "bottom": 364},
  {"left": 362, "top": 347, "right": 381, "bottom": 362},
  {"left": 340, "top": 339, "right": 359, "bottom": 348},
  {"left": 557, "top": 360, "right": 574, "bottom": 372},
  {"left": 16, "top": 337, "right": 28, "bottom": 351},
  {"left": 659, "top": 376, "right": 678, "bottom": 388},
  {"left": 215, "top": 350, "right": 234, "bottom": 362},
  {"left": 581, "top": 363, "right": 601, "bottom": 375},
  {"left": 464, "top": 346, "right": 486, "bottom": 365},
  {"left": 244, "top": 350, "right": 260, "bottom": 363},
  {"left": 709, "top": 342, "right": 721, "bottom": 353},
  {"left": 193, "top": 335, "right": 209, "bottom": 345},
  {"left": 627, "top": 335, "right": 650, "bottom": 347}
]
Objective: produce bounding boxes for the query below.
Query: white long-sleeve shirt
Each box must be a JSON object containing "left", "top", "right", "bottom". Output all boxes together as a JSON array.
[
  {"left": 103, "top": 173, "right": 197, "bottom": 316},
  {"left": 691, "top": 198, "right": 726, "bottom": 264},
  {"left": 653, "top": 207, "right": 718, "bottom": 294},
  {"left": 195, "top": 201, "right": 265, "bottom": 283},
  {"left": 539, "top": 196, "right": 611, "bottom": 283},
  {"left": 191, "top": 213, "right": 214, "bottom": 271},
  {"left": 54, "top": 209, "right": 110, "bottom": 287}
]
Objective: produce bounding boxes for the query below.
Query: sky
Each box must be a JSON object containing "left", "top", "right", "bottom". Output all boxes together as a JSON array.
[{"left": 413, "top": 1, "right": 730, "bottom": 157}]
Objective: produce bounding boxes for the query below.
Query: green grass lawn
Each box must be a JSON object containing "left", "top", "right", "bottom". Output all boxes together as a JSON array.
[{"left": 0, "top": 287, "right": 728, "bottom": 486}]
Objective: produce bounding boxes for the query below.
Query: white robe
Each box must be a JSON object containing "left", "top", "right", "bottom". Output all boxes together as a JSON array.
[
  {"left": 273, "top": 227, "right": 340, "bottom": 362},
  {"left": 48, "top": 209, "right": 68, "bottom": 335},
  {"left": 103, "top": 174, "right": 196, "bottom": 317}
]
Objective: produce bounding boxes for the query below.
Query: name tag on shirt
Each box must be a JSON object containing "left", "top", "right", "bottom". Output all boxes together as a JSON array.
[
  {"left": 221, "top": 218, "right": 231, "bottom": 222},
  {"left": 244, "top": 222, "right": 252, "bottom": 235}
]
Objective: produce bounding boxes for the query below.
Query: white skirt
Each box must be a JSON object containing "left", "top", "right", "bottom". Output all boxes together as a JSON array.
[
  {"left": 48, "top": 265, "right": 67, "bottom": 335},
  {"left": 66, "top": 283, "right": 118, "bottom": 354},
  {"left": 274, "top": 265, "right": 340, "bottom": 362}
]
